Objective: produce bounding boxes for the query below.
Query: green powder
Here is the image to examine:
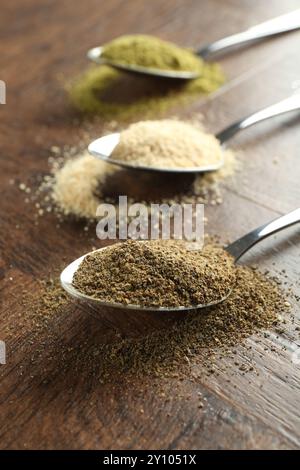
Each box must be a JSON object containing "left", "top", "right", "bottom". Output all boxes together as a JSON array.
[
  {"left": 101, "top": 34, "right": 203, "bottom": 72},
  {"left": 68, "top": 62, "right": 225, "bottom": 120}
]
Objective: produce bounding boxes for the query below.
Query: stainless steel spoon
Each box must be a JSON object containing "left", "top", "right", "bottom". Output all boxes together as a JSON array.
[
  {"left": 87, "top": 9, "right": 300, "bottom": 80},
  {"left": 60, "top": 208, "right": 300, "bottom": 312},
  {"left": 88, "top": 94, "right": 300, "bottom": 174}
]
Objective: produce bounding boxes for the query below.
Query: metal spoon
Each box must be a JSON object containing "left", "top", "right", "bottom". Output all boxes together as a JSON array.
[
  {"left": 87, "top": 9, "right": 300, "bottom": 80},
  {"left": 88, "top": 94, "right": 300, "bottom": 174},
  {"left": 60, "top": 208, "right": 300, "bottom": 312}
]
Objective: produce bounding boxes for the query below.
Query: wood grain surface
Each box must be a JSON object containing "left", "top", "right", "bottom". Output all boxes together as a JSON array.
[{"left": 0, "top": 0, "right": 300, "bottom": 450}]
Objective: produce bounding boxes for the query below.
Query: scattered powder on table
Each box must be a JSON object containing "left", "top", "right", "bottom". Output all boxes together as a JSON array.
[
  {"left": 111, "top": 119, "right": 223, "bottom": 169},
  {"left": 12, "top": 252, "right": 294, "bottom": 383},
  {"left": 72, "top": 240, "right": 235, "bottom": 308},
  {"left": 4, "top": 278, "right": 69, "bottom": 340},
  {"left": 101, "top": 35, "right": 204, "bottom": 73},
  {"left": 93, "top": 265, "right": 291, "bottom": 381},
  {"left": 34, "top": 139, "right": 236, "bottom": 221},
  {"left": 68, "top": 62, "right": 224, "bottom": 120},
  {"left": 49, "top": 151, "right": 115, "bottom": 218}
]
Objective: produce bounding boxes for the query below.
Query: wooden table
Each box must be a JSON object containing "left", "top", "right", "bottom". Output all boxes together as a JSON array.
[{"left": 1, "top": 0, "right": 300, "bottom": 450}]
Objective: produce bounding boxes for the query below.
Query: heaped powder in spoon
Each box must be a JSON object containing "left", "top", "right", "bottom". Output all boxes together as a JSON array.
[
  {"left": 110, "top": 119, "right": 223, "bottom": 169},
  {"left": 72, "top": 240, "right": 235, "bottom": 308},
  {"left": 68, "top": 43, "right": 224, "bottom": 120},
  {"left": 101, "top": 35, "right": 204, "bottom": 73}
]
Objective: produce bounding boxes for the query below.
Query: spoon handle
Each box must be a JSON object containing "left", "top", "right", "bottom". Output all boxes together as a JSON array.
[
  {"left": 226, "top": 208, "right": 300, "bottom": 262},
  {"left": 197, "top": 9, "right": 300, "bottom": 58},
  {"left": 215, "top": 95, "right": 300, "bottom": 145}
]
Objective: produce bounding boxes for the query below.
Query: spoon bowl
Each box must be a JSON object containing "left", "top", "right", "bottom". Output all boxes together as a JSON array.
[
  {"left": 88, "top": 10, "right": 300, "bottom": 80},
  {"left": 88, "top": 133, "right": 224, "bottom": 174},
  {"left": 87, "top": 46, "right": 200, "bottom": 80},
  {"left": 88, "top": 95, "right": 300, "bottom": 174},
  {"left": 61, "top": 208, "right": 300, "bottom": 311},
  {"left": 60, "top": 245, "right": 233, "bottom": 312}
]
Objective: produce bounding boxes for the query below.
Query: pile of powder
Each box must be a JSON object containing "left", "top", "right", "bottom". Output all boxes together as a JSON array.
[
  {"left": 72, "top": 240, "right": 235, "bottom": 308},
  {"left": 111, "top": 119, "right": 223, "bottom": 169},
  {"left": 35, "top": 143, "right": 236, "bottom": 221},
  {"left": 75, "top": 264, "right": 291, "bottom": 382},
  {"left": 14, "top": 260, "right": 295, "bottom": 384},
  {"left": 101, "top": 35, "right": 204, "bottom": 73},
  {"left": 68, "top": 62, "right": 225, "bottom": 119},
  {"left": 2, "top": 277, "right": 70, "bottom": 344},
  {"left": 49, "top": 151, "right": 115, "bottom": 218}
]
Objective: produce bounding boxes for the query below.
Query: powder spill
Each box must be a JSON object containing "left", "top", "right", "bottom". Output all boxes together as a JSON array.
[
  {"left": 68, "top": 62, "right": 225, "bottom": 120},
  {"left": 111, "top": 119, "right": 223, "bottom": 169},
  {"left": 21, "top": 278, "right": 69, "bottom": 330},
  {"left": 33, "top": 131, "right": 236, "bottom": 222},
  {"left": 50, "top": 150, "right": 115, "bottom": 218},
  {"left": 101, "top": 35, "right": 203, "bottom": 73},
  {"left": 72, "top": 240, "right": 235, "bottom": 308},
  {"left": 15, "top": 262, "right": 293, "bottom": 384},
  {"left": 92, "top": 265, "right": 290, "bottom": 381}
]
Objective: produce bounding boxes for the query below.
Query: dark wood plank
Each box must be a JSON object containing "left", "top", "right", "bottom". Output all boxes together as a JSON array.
[{"left": 0, "top": 0, "right": 300, "bottom": 450}]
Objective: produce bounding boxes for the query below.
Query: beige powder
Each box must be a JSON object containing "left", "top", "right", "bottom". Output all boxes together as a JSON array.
[
  {"left": 51, "top": 152, "right": 114, "bottom": 218},
  {"left": 111, "top": 119, "right": 223, "bottom": 169},
  {"left": 38, "top": 149, "right": 237, "bottom": 220}
]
